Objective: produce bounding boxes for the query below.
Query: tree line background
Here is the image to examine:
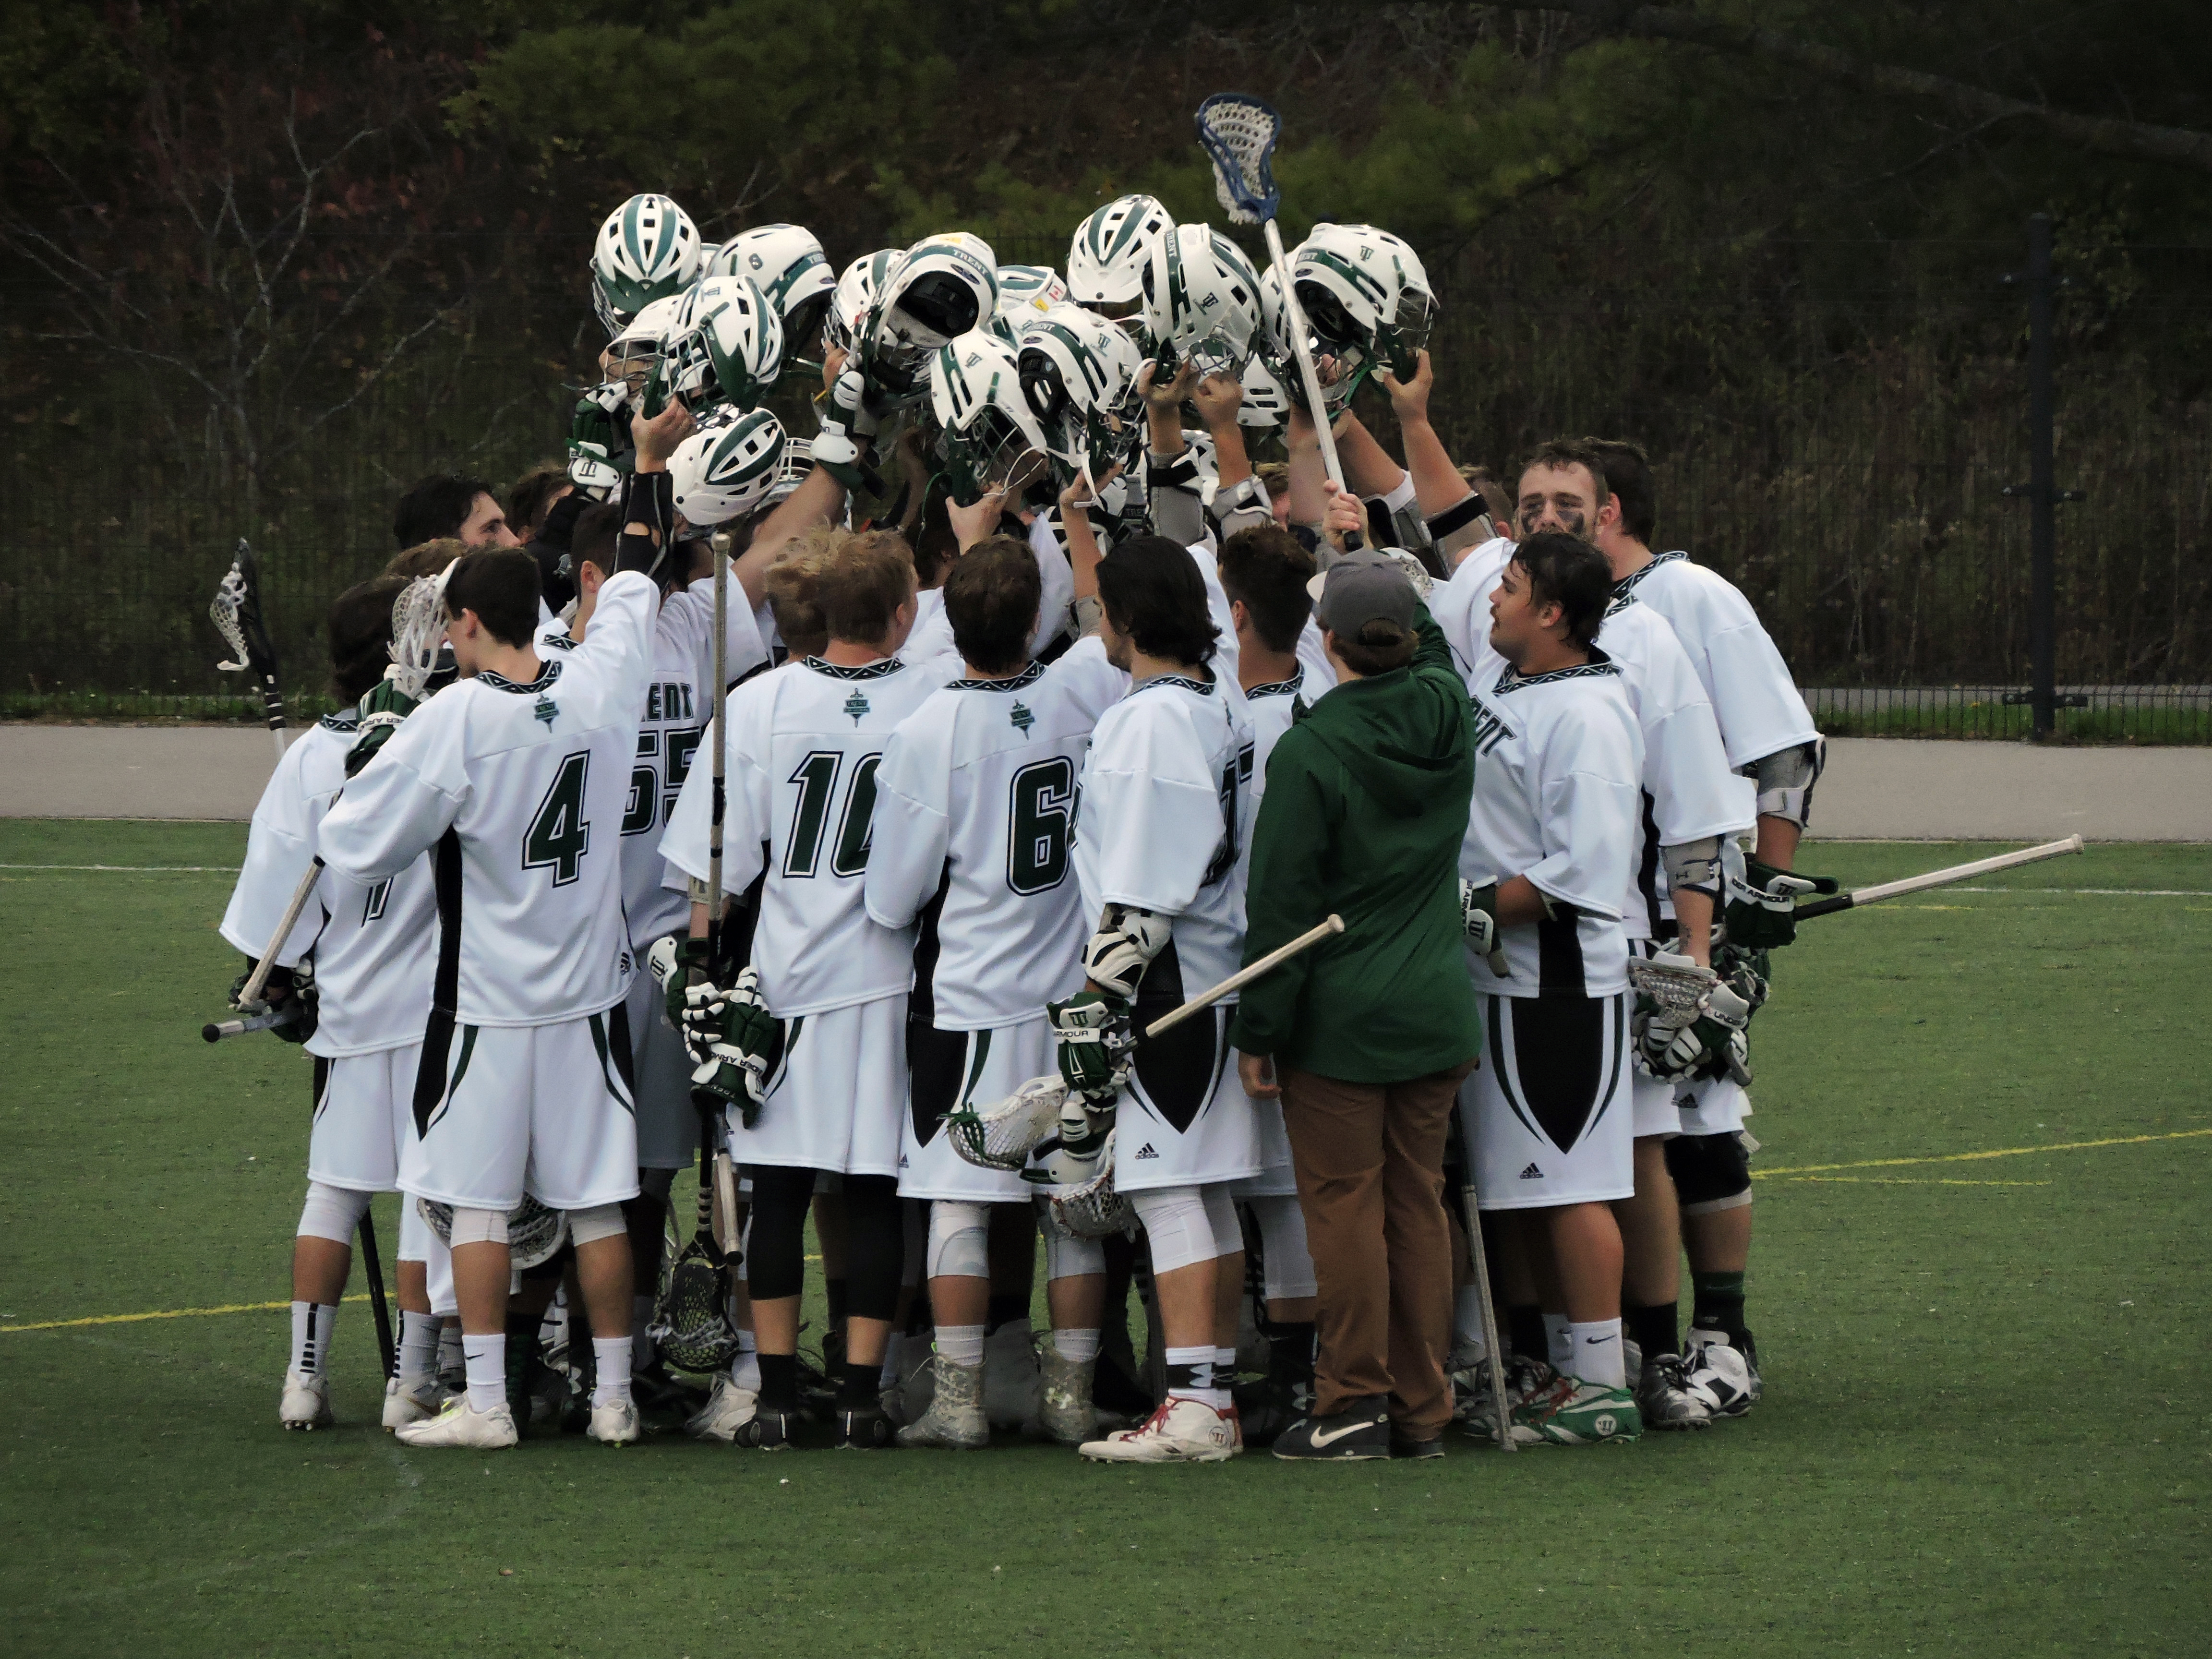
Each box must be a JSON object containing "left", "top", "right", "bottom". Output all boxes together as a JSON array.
[{"left": 2, "top": 0, "right": 2207, "bottom": 737}]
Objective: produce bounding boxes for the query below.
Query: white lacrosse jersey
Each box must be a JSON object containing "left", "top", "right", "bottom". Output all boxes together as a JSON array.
[
  {"left": 1074, "top": 667, "right": 1255, "bottom": 1003},
  {"left": 659, "top": 652, "right": 959, "bottom": 1018},
  {"left": 900, "top": 525, "right": 1076, "bottom": 664},
  {"left": 1294, "top": 619, "right": 1336, "bottom": 699},
  {"left": 866, "top": 641, "right": 1126, "bottom": 1030},
  {"left": 1231, "top": 661, "right": 1317, "bottom": 896},
  {"left": 1461, "top": 654, "right": 1644, "bottom": 998},
  {"left": 321, "top": 570, "right": 659, "bottom": 1027},
  {"left": 220, "top": 712, "right": 438, "bottom": 1056},
  {"left": 1613, "top": 551, "right": 1817, "bottom": 769}
]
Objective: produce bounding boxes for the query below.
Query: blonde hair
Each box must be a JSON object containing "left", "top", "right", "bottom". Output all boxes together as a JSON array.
[
  {"left": 812, "top": 527, "right": 917, "bottom": 646},
  {"left": 384, "top": 537, "right": 468, "bottom": 580}
]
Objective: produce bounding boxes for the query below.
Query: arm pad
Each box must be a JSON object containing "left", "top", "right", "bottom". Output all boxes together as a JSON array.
[
  {"left": 616, "top": 469, "right": 675, "bottom": 578},
  {"left": 1082, "top": 904, "right": 1173, "bottom": 1000},
  {"left": 1750, "top": 738, "right": 1824, "bottom": 829},
  {"left": 1661, "top": 835, "right": 1725, "bottom": 899}
]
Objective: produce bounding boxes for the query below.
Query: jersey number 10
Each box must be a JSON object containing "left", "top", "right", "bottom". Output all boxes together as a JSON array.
[{"left": 786, "top": 750, "right": 882, "bottom": 879}]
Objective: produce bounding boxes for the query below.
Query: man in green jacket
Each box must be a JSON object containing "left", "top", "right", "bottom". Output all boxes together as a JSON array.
[{"left": 1231, "top": 551, "right": 1483, "bottom": 1461}]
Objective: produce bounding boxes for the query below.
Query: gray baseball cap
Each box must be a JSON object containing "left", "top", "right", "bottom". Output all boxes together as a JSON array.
[{"left": 1308, "top": 549, "right": 1418, "bottom": 634}]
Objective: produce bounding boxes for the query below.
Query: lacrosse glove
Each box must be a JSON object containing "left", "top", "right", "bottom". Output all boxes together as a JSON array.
[
  {"left": 676, "top": 966, "right": 783, "bottom": 1127},
  {"left": 1722, "top": 858, "right": 1838, "bottom": 950},
  {"left": 345, "top": 679, "right": 421, "bottom": 778},
  {"left": 811, "top": 361, "right": 879, "bottom": 489},
  {"left": 1459, "top": 879, "right": 1510, "bottom": 976},
  {"left": 1049, "top": 990, "right": 1131, "bottom": 1102},
  {"left": 646, "top": 935, "right": 710, "bottom": 1031},
  {"left": 1635, "top": 979, "right": 1754, "bottom": 1086},
  {"left": 228, "top": 959, "right": 317, "bottom": 1045}
]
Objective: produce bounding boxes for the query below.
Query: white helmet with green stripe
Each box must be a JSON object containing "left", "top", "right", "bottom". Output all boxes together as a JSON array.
[
  {"left": 930, "top": 329, "right": 1054, "bottom": 504},
  {"left": 1142, "top": 224, "right": 1265, "bottom": 380},
  {"left": 826, "top": 248, "right": 901, "bottom": 357},
  {"left": 670, "top": 406, "right": 787, "bottom": 528},
  {"left": 863, "top": 230, "right": 998, "bottom": 405},
  {"left": 709, "top": 224, "right": 836, "bottom": 362},
  {"left": 668, "top": 273, "right": 784, "bottom": 412},
  {"left": 591, "top": 193, "right": 704, "bottom": 336},
  {"left": 994, "top": 264, "right": 1069, "bottom": 335},
  {"left": 1289, "top": 223, "right": 1435, "bottom": 383},
  {"left": 1016, "top": 302, "right": 1143, "bottom": 486},
  {"left": 1066, "top": 194, "right": 1173, "bottom": 321}
]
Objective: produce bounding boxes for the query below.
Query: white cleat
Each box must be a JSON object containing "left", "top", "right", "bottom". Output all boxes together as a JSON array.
[
  {"left": 1682, "top": 1328, "right": 1761, "bottom": 1418},
  {"left": 983, "top": 1322, "right": 1041, "bottom": 1428},
  {"left": 1635, "top": 1352, "right": 1713, "bottom": 1431},
  {"left": 280, "top": 1369, "right": 333, "bottom": 1431},
  {"left": 684, "top": 1375, "right": 759, "bottom": 1443},
  {"left": 382, "top": 1374, "right": 443, "bottom": 1432},
  {"left": 1079, "top": 1396, "right": 1240, "bottom": 1464},
  {"left": 587, "top": 1397, "right": 641, "bottom": 1445},
  {"left": 394, "top": 1394, "right": 519, "bottom": 1449},
  {"left": 897, "top": 1356, "right": 989, "bottom": 1449}
]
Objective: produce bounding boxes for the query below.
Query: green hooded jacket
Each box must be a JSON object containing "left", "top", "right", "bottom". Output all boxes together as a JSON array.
[{"left": 1227, "top": 608, "right": 1482, "bottom": 1083}]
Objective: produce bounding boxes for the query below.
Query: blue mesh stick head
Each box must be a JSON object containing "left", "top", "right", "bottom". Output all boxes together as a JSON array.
[{"left": 1195, "top": 93, "right": 1283, "bottom": 226}]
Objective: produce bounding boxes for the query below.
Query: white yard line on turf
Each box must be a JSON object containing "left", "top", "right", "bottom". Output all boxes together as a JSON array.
[{"left": 0, "top": 863, "right": 241, "bottom": 872}]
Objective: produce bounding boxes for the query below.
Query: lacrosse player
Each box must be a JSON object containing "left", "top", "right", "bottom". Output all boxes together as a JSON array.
[
  {"left": 222, "top": 577, "right": 444, "bottom": 1432},
  {"left": 320, "top": 406, "right": 689, "bottom": 1451},
  {"left": 1587, "top": 438, "right": 1825, "bottom": 1419},
  {"left": 1052, "top": 534, "right": 1259, "bottom": 1465},
  {"left": 392, "top": 473, "right": 522, "bottom": 551},
  {"left": 862, "top": 537, "right": 1125, "bottom": 1448},
  {"left": 658, "top": 528, "right": 958, "bottom": 1450},
  {"left": 1456, "top": 531, "right": 1647, "bottom": 1447}
]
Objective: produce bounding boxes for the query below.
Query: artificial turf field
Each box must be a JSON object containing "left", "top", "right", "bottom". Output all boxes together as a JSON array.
[{"left": 2, "top": 820, "right": 2207, "bottom": 1659}]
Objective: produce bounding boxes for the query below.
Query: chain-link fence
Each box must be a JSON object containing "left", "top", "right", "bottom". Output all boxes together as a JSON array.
[{"left": 3, "top": 235, "right": 2205, "bottom": 740}]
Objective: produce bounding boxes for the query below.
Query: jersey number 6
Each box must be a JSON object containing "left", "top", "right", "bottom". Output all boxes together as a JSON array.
[{"left": 1007, "top": 756, "right": 1074, "bottom": 896}]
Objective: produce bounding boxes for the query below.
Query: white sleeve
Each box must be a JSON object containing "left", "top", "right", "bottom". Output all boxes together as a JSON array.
[
  {"left": 663, "top": 575, "right": 768, "bottom": 702},
  {"left": 1041, "top": 636, "right": 1130, "bottom": 725},
  {"left": 1295, "top": 620, "right": 1336, "bottom": 697},
  {"left": 1083, "top": 709, "right": 1223, "bottom": 918},
  {"left": 574, "top": 569, "right": 658, "bottom": 711},
  {"left": 657, "top": 709, "right": 769, "bottom": 893},
  {"left": 1188, "top": 542, "right": 1240, "bottom": 685},
  {"left": 1030, "top": 515, "right": 1074, "bottom": 653},
  {"left": 1427, "top": 537, "right": 1511, "bottom": 675},
  {"left": 1634, "top": 623, "right": 1756, "bottom": 844},
  {"left": 218, "top": 748, "right": 325, "bottom": 964},
  {"left": 1523, "top": 709, "right": 1638, "bottom": 920},
  {"left": 1698, "top": 614, "right": 1818, "bottom": 768},
  {"left": 318, "top": 709, "right": 468, "bottom": 886},
  {"left": 863, "top": 719, "right": 953, "bottom": 930}
]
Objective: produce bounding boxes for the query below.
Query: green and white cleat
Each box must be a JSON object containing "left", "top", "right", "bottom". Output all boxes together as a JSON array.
[
  {"left": 587, "top": 1397, "right": 641, "bottom": 1445},
  {"left": 394, "top": 1394, "right": 519, "bottom": 1449},
  {"left": 280, "top": 1370, "right": 333, "bottom": 1431},
  {"left": 381, "top": 1374, "right": 443, "bottom": 1432},
  {"left": 684, "top": 1374, "right": 759, "bottom": 1443},
  {"left": 896, "top": 1356, "right": 989, "bottom": 1449},
  {"left": 1459, "top": 1352, "right": 1571, "bottom": 1440},
  {"left": 1515, "top": 1379, "right": 1643, "bottom": 1446}
]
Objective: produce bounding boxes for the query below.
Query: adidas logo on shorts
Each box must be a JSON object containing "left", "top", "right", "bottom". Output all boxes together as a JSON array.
[
  {"left": 1135, "top": 1143, "right": 1159, "bottom": 1160},
  {"left": 898, "top": 1154, "right": 909, "bottom": 1168},
  {"left": 1519, "top": 1162, "right": 1543, "bottom": 1179}
]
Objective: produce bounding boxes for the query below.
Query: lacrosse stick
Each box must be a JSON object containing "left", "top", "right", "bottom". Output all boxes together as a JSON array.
[
  {"left": 1144, "top": 913, "right": 1345, "bottom": 1039},
  {"left": 201, "top": 1003, "right": 302, "bottom": 1043},
  {"left": 1792, "top": 836, "right": 2084, "bottom": 920},
  {"left": 210, "top": 540, "right": 287, "bottom": 761},
  {"left": 356, "top": 1209, "right": 396, "bottom": 1379},
  {"left": 704, "top": 527, "right": 740, "bottom": 1256},
  {"left": 1626, "top": 954, "right": 1754, "bottom": 1087},
  {"left": 1453, "top": 1175, "right": 1516, "bottom": 1454},
  {"left": 1196, "top": 94, "right": 1349, "bottom": 495},
  {"left": 418, "top": 1196, "right": 571, "bottom": 1272}
]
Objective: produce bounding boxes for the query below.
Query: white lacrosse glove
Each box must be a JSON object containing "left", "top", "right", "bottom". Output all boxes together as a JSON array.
[
  {"left": 812, "top": 361, "right": 879, "bottom": 484},
  {"left": 1634, "top": 980, "right": 1754, "bottom": 1086},
  {"left": 1024, "top": 1091, "right": 1117, "bottom": 1190},
  {"left": 1049, "top": 990, "right": 1132, "bottom": 1100},
  {"left": 1081, "top": 904, "right": 1173, "bottom": 1001},
  {"left": 1459, "top": 880, "right": 1509, "bottom": 976}
]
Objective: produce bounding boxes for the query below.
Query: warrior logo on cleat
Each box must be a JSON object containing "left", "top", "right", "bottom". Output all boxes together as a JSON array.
[
  {"left": 1519, "top": 1163, "right": 1543, "bottom": 1178},
  {"left": 1592, "top": 1414, "right": 1617, "bottom": 1435},
  {"left": 1135, "top": 1142, "right": 1159, "bottom": 1159},
  {"left": 843, "top": 691, "right": 871, "bottom": 726}
]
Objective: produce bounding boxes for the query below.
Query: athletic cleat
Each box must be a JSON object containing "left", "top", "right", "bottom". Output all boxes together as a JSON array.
[
  {"left": 1682, "top": 1328, "right": 1761, "bottom": 1417},
  {"left": 382, "top": 1374, "right": 443, "bottom": 1431},
  {"left": 983, "top": 1322, "right": 1041, "bottom": 1428},
  {"left": 1458, "top": 1352, "right": 1570, "bottom": 1440},
  {"left": 897, "top": 1356, "right": 988, "bottom": 1449},
  {"left": 1515, "top": 1380, "right": 1643, "bottom": 1446},
  {"left": 1079, "top": 1397, "right": 1239, "bottom": 1463},
  {"left": 1391, "top": 1428, "right": 1445, "bottom": 1460},
  {"left": 1235, "top": 1335, "right": 1316, "bottom": 1448},
  {"left": 835, "top": 1402, "right": 895, "bottom": 1449},
  {"left": 733, "top": 1407, "right": 800, "bottom": 1450},
  {"left": 394, "top": 1394, "right": 519, "bottom": 1449},
  {"left": 1034, "top": 1346, "right": 1097, "bottom": 1446},
  {"left": 280, "top": 1369, "right": 333, "bottom": 1431},
  {"left": 587, "top": 1397, "right": 641, "bottom": 1445},
  {"left": 886, "top": 1345, "right": 935, "bottom": 1428},
  {"left": 1635, "top": 1352, "right": 1712, "bottom": 1431},
  {"left": 685, "top": 1374, "right": 760, "bottom": 1443},
  {"left": 1272, "top": 1398, "right": 1389, "bottom": 1462}
]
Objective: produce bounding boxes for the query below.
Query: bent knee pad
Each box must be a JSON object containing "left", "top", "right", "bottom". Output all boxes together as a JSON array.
[
  {"left": 1129, "top": 1186, "right": 1215, "bottom": 1274},
  {"left": 448, "top": 1205, "right": 510, "bottom": 1248},
  {"left": 926, "top": 1201, "right": 992, "bottom": 1281},
  {"left": 1752, "top": 738, "right": 1825, "bottom": 830},
  {"left": 295, "top": 1181, "right": 373, "bottom": 1245},
  {"left": 1666, "top": 1132, "right": 1753, "bottom": 1214},
  {"left": 1041, "top": 1210, "right": 1107, "bottom": 1281},
  {"left": 567, "top": 1203, "right": 627, "bottom": 1246}
]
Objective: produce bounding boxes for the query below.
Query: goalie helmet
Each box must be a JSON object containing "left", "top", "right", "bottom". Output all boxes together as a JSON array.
[
  {"left": 670, "top": 406, "right": 787, "bottom": 528},
  {"left": 1290, "top": 222, "right": 1435, "bottom": 381},
  {"left": 591, "top": 193, "right": 704, "bottom": 336},
  {"left": 930, "top": 330, "right": 1054, "bottom": 504},
  {"left": 863, "top": 231, "right": 998, "bottom": 404},
  {"left": 668, "top": 273, "right": 785, "bottom": 412},
  {"left": 1142, "top": 224, "right": 1266, "bottom": 380},
  {"left": 1066, "top": 194, "right": 1173, "bottom": 321},
  {"left": 709, "top": 223, "right": 836, "bottom": 362},
  {"left": 1017, "top": 303, "right": 1144, "bottom": 486},
  {"left": 826, "top": 248, "right": 901, "bottom": 357}
]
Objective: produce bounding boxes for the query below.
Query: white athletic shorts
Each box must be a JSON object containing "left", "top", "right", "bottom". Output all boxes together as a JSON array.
[
  {"left": 626, "top": 954, "right": 698, "bottom": 1172},
  {"left": 1631, "top": 1072, "right": 1683, "bottom": 1141},
  {"left": 1114, "top": 1003, "right": 1261, "bottom": 1195},
  {"left": 308, "top": 1042, "right": 423, "bottom": 1192},
  {"left": 403, "top": 1006, "right": 641, "bottom": 1213},
  {"left": 899, "top": 1014, "right": 1053, "bottom": 1202},
  {"left": 1228, "top": 1090, "right": 1298, "bottom": 1200},
  {"left": 731, "top": 994, "right": 907, "bottom": 1178},
  {"left": 1463, "top": 992, "right": 1635, "bottom": 1211},
  {"left": 1675, "top": 1074, "right": 1752, "bottom": 1137}
]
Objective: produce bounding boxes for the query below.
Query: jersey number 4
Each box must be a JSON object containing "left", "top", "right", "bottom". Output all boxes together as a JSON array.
[
  {"left": 785, "top": 750, "right": 881, "bottom": 878},
  {"left": 524, "top": 751, "right": 592, "bottom": 887},
  {"left": 1007, "top": 756, "right": 1074, "bottom": 896}
]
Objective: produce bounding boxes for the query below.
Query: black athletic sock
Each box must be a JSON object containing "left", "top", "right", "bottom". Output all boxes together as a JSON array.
[
  {"left": 758, "top": 1352, "right": 800, "bottom": 1414},
  {"left": 1268, "top": 1322, "right": 1316, "bottom": 1379},
  {"left": 824, "top": 1278, "right": 849, "bottom": 1329},
  {"left": 1624, "top": 1302, "right": 1680, "bottom": 1364},
  {"left": 1507, "top": 1303, "right": 1548, "bottom": 1363},
  {"left": 1691, "top": 1270, "right": 1748, "bottom": 1342},
  {"left": 838, "top": 1357, "right": 880, "bottom": 1409},
  {"left": 985, "top": 1292, "right": 1028, "bottom": 1335}
]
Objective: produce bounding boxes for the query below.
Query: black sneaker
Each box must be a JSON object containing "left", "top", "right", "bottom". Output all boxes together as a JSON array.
[
  {"left": 1272, "top": 1398, "right": 1390, "bottom": 1461},
  {"left": 834, "top": 1403, "right": 894, "bottom": 1449},
  {"left": 1389, "top": 1427, "right": 1444, "bottom": 1460},
  {"left": 734, "top": 1407, "right": 800, "bottom": 1450}
]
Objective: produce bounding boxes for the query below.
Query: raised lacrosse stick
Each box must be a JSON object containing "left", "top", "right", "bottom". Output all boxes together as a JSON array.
[
  {"left": 704, "top": 526, "right": 741, "bottom": 1258},
  {"left": 1196, "top": 93, "right": 1348, "bottom": 494},
  {"left": 210, "top": 539, "right": 287, "bottom": 761}
]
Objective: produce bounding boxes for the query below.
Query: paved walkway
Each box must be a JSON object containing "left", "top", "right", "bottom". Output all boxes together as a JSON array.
[{"left": 1, "top": 726, "right": 2208, "bottom": 840}]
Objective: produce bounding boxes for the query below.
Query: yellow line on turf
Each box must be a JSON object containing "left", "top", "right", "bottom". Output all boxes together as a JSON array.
[
  {"left": 1755, "top": 1126, "right": 2212, "bottom": 1179},
  {"left": 1777, "top": 1176, "right": 2052, "bottom": 1187}
]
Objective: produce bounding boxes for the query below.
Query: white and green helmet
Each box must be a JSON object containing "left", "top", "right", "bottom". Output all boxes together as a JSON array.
[
  {"left": 670, "top": 406, "right": 787, "bottom": 528},
  {"left": 994, "top": 264, "right": 1069, "bottom": 335},
  {"left": 826, "top": 248, "right": 902, "bottom": 357},
  {"left": 929, "top": 329, "right": 1054, "bottom": 503},
  {"left": 669, "top": 273, "right": 785, "bottom": 412},
  {"left": 709, "top": 224, "right": 836, "bottom": 361},
  {"left": 1016, "top": 302, "right": 1144, "bottom": 486},
  {"left": 591, "top": 193, "right": 704, "bottom": 336},
  {"left": 1290, "top": 222, "right": 1435, "bottom": 381},
  {"left": 1237, "top": 355, "right": 1292, "bottom": 429},
  {"left": 1142, "top": 225, "right": 1266, "bottom": 379},
  {"left": 1067, "top": 194, "right": 1174, "bottom": 320},
  {"left": 864, "top": 231, "right": 999, "bottom": 404}
]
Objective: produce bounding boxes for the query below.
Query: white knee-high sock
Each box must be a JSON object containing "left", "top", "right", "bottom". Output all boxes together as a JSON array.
[{"left": 289, "top": 1301, "right": 337, "bottom": 1377}]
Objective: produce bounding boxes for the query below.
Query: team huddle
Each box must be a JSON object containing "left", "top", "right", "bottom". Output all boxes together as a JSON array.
[{"left": 223, "top": 183, "right": 1827, "bottom": 1461}]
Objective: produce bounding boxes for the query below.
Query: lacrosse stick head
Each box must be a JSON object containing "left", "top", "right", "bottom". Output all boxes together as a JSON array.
[
  {"left": 1050, "top": 1129, "right": 1136, "bottom": 1240},
  {"left": 948, "top": 1073, "right": 1068, "bottom": 1172},
  {"left": 387, "top": 569, "right": 454, "bottom": 700},
  {"left": 1626, "top": 951, "right": 1720, "bottom": 1013},
  {"left": 1195, "top": 93, "right": 1284, "bottom": 226},
  {"left": 415, "top": 1194, "right": 570, "bottom": 1271},
  {"left": 209, "top": 540, "right": 276, "bottom": 677},
  {"left": 649, "top": 1236, "right": 743, "bottom": 1372}
]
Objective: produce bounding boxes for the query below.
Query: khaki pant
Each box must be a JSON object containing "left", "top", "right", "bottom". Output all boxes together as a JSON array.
[{"left": 1280, "top": 1059, "right": 1476, "bottom": 1434}]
